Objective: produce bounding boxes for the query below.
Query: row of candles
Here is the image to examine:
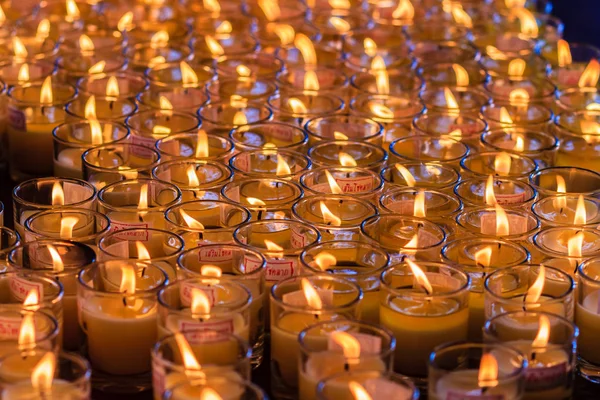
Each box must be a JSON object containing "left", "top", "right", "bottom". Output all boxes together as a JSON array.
[{"left": 0, "top": 0, "right": 599, "bottom": 399}]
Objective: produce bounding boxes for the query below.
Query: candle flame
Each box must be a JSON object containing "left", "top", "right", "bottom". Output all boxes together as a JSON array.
[
  {"left": 451, "top": 5, "right": 473, "bottom": 28},
  {"left": 314, "top": 251, "right": 337, "bottom": 270},
  {"left": 369, "top": 103, "right": 394, "bottom": 119},
  {"left": 444, "top": 87, "right": 459, "bottom": 109},
  {"left": 47, "top": 244, "right": 64, "bottom": 273},
  {"left": 486, "top": 45, "right": 507, "bottom": 61},
  {"left": 174, "top": 333, "right": 202, "bottom": 370},
  {"left": 40, "top": 76, "right": 53, "bottom": 104},
  {"left": 578, "top": 59, "right": 600, "bottom": 88},
  {"left": 372, "top": 56, "right": 389, "bottom": 95},
  {"left": 500, "top": 107, "right": 513, "bottom": 125},
  {"left": 334, "top": 131, "right": 348, "bottom": 140},
  {"left": 329, "top": 0, "right": 351, "bottom": 9},
  {"left": 392, "top": 0, "right": 414, "bottom": 19},
  {"left": 348, "top": 381, "right": 372, "bottom": 400},
  {"left": 31, "top": 352, "right": 56, "bottom": 393},
  {"left": 508, "top": 58, "right": 526, "bottom": 78},
  {"left": 363, "top": 38, "right": 377, "bottom": 57},
  {"left": 60, "top": 216, "right": 79, "bottom": 239},
  {"left": 203, "top": 0, "right": 221, "bottom": 12},
  {"left": 301, "top": 278, "right": 323, "bottom": 310},
  {"left": 180, "top": 61, "right": 199, "bottom": 88},
  {"left": 272, "top": 23, "right": 295, "bottom": 46},
  {"left": 586, "top": 103, "right": 600, "bottom": 111},
  {"left": 495, "top": 203, "right": 510, "bottom": 236},
  {"left": 509, "top": 88, "right": 530, "bottom": 107},
  {"left": 66, "top": 0, "right": 80, "bottom": 20},
  {"left": 88, "top": 60, "right": 106, "bottom": 74},
  {"left": 485, "top": 175, "right": 497, "bottom": 206},
  {"left": 205, "top": 36, "right": 224, "bottom": 56},
  {"left": 117, "top": 11, "right": 134, "bottom": 32},
  {"left": 79, "top": 34, "right": 95, "bottom": 53},
  {"left": 494, "top": 152, "right": 512, "bottom": 177},
  {"left": 329, "top": 16, "right": 351, "bottom": 33},
  {"left": 23, "top": 290, "right": 40, "bottom": 309},
  {"left": 258, "top": 0, "right": 280, "bottom": 21},
  {"left": 106, "top": 76, "right": 120, "bottom": 100},
  {"left": 12, "top": 37, "right": 28, "bottom": 61},
  {"left": 276, "top": 154, "right": 292, "bottom": 176},
  {"left": 18, "top": 313, "right": 36, "bottom": 348},
  {"left": 159, "top": 96, "right": 173, "bottom": 111},
  {"left": 247, "top": 197, "right": 266, "bottom": 207},
  {"left": 51, "top": 182, "right": 64, "bottom": 206},
  {"left": 233, "top": 111, "right": 247, "bottom": 126},
  {"left": 201, "top": 265, "right": 222, "bottom": 277},
  {"left": 452, "top": 64, "right": 469, "bottom": 86},
  {"left": 406, "top": 259, "right": 433, "bottom": 295},
  {"left": 119, "top": 264, "right": 136, "bottom": 295},
  {"left": 475, "top": 246, "right": 493, "bottom": 268},
  {"left": 338, "top": 152, "right": 357, "bottom": 167},
  {"left": 195, "top": 130, "right": 209, "bottom": 158},
  {"left": 180, "top": 209, "right": 205, "bottom": 229},
  {"left": 288, "top": 97, "right": 308, "bottom": 114},
  {"left": 84, "top": 95, "right": 97, "bottom": 120},
  {"left": 148, "top": 56, "right": 166, "bottom": 69},
  {"left": 557, "top": 40, "right": 572, "bottom": 67},
  {"left": 568, "top": 231, "right": 584, "bottom": 259},
  {"left": 330, "top": 331, "right": 361, "bottom": 364},
  {"left": 320, "top": 201, "right": 342, "bottom": 226},
  {"left": 136, "top": 241, "right": 151, "bottom": 260},
  {"left": 236, "top": 64, "right": 251, "bottom": 77},
  {"left": 324, "top": 170, "right": 343, "bottom": 194},
  {"left": 514, "top": 135, "right": 525, "bottom": 152},
  {"left": 532, "top": 315, "right": 550, "bottom": 348},
  {"left": 574, "top": 195, "right": 587, "bottom": 225},
  {"left": 18, "top": 64, "right": 29, "bottom": 84},
  {"left": 294, "top": 33, "right": 317, "bottom": 65},
  {"left": 150, "top": 30, "right": 169, "bottom": 48},
  {"left": 153, "top": 125, "right": 171, "bottom": 135},
  {"left": 138, "top": 184, "right": 149, "bottom": 210},
  {"left": 414, "top": 190, "right": 426, "bottom": 218},
  {"left": 478, "top": 353, "right": 499, "bottom": 388},
  {"left": 525, "top": 264, "right": 545, "bottom": 305},
  {"left": 199, "top": 388, "right": 222, "bottom": 400},
  {"left": 304, "top": 70, "right": 320, "bottom": 91},
  {"left": 514, "top": 8, "right": 538, "bottom": 37},
  {"left": 394, "top": 164, "right": 416, "bottom": 187},
  {"left": 89, "top": 120, "right": 103, "bottom": 145},
  {"left": 191, "top": 288, "right": 211, "bottom": 315}
]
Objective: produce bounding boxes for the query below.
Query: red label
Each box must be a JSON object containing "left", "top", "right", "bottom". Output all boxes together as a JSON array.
[
  {"left": 10, "top": 277, "right": 43, "bottom": 302},
  {"left": 131, "top": 135, "right": 160, "bottom": 158},
  {"left": 446, "top": 392, "right": 505, "bottom": 400},
  {"left": 525, "top": 362, "right": 567, "bottom": 390},
  {"left": 243, "top": 255, "right": 295, "bottom": 281},
  {"left": 8, "top": 107, "right": 26, "bottom": 131},
  {"left": 111, "top": 221, "right": 150, "bottom": 240},
  {"left": 264, "top": 125, "right": 294, "bottom": 142},
  {"left": 178, "top": 319, "right": 234, "bottom": 340},
  {"left": 0, "top": 317, "right": 23, "bottom": 340},
  {"left": 290, "top": 227, "right": 307, "bottom": 249},
  {"left": 198, "top": 247, "right": 233, "bottom": 262},
  {"left": 151, "top": 361, "right": 166, "bottom": 397},
  {"left": 495, "top": 192, "right": 526, "bottom": 205},
  {"left": 335, "top": 176, "right": 374, "bottom": 193}
]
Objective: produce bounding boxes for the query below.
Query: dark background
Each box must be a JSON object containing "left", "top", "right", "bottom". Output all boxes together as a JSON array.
[{"left": 553, "top": 0, "right": 600, "bottom": 48}]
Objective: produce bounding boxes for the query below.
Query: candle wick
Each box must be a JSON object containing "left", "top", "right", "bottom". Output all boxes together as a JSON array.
[
  {"left": 41, "top": 106, "right": 46, "bottom": 117},
  {"left": 531, "top": 350, "right": 537, "bottom": 361},
  {"left": 141, "top": 267, "right": 146, "bottom": 277},
  {"left": 257, "top": 210, "right": 263, "bottom": 220},
  {"left": 109, "top": 101, "right": 114, "bottom": 110},
  {"left": 138, "top": 214, "right": 144, "bottom": 223},
  {"left": 344, "top": 363, "right": 349, "bottom": 372},
  {"left": 122, "top": 296, "right": 127, "bottom": 307}
]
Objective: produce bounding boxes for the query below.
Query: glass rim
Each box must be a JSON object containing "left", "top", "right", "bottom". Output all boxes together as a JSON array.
[
  {"left": 531, "top": 194, "right": 600, "bottom": 227},
  {"left": 315, "top": 370, "right": 419, "bottom": 400},
  {"left": 390, "top": 135, "right": 469, "bottom": 163},
  {"left": 533, "top": 226, "right": 600, "bottom": 257},
  {"left": 480, "top": 104, "right": 554, "bottom": 126},
  {"left": 165, "top": 377, "right": 265, "bottom": 399},
  {"left": 82, "top": 143, "right": 161, "bottom": 171},
  {"left": 300, "top": 166, "right": 384, "bottom": 195},
  {"left": 453, "top": 177, "right": 537, "bottom": 206},
  {"left": 455, "top": 206, "right": 541, "bottom": 238},
  {"left": 52, "top": 120, "right": 131, "bottom": 148},
  {"left": 0, "top": 308, "right": 59, "bottom": 344},
  {"left": 177, "top": 243, "right": 267, "bottom": 278},
  {"left": 198, "top": 104, "right": 274, "bottom": 127},
  {"left": 483, "top": 309, "right": 578, "bottom": 343},
  {"left": 233, "top": 219, "right": 321, "bottom": 253},
  {"left": 528, "top": 166, "right": 600, "bottom": 195},
  {"left": 380, "top": 187, "right": 463, "bottom": 215},
  {"left": 267, "top": 92, "right": 345, "bottom": 116},
  {"left": 24, "top": 208, "right": 111, "bottom": 242},
  {"left": 460, "top": 151, "right": 538, "bottom": 178},
  {"left": 229, "top": 122, "right": 309, "bottom": 149},
  {"left": 360, "top": 214, "right": 447, "bottom": 250},
  {"left": 229, "top": 149, "right": 312, "bottom": 179},
  {"left": 65, "top": 96, "right": 138, "bottom": 120},
  {"left": 98, "top": 227, "right": 185, "bottom": 260},
  {"left": 152, "top": 159, "right": 234, "bottom": 187},
  {"left": 292, "top": 194, "right": 379, "bottom": 230},
  {"left": 7, "top": 81, "right": 76, "bottom": 107},
  {"left": 300, "top": 240, "right": 390, "bottom": 276},
  {"left": 481, "top": 126, "right": 558, "bottom": 153},
  {"left": 380, "top": 162, "right": 460, "bottom": 187},
  {"left": 13, "top": 177, "right": 96, "bottom": 208},
  {"left": 125, "top": 110, "right": 200, "bottom": 135},
  {"left": 309, "top": 139, "right": 388, "bottom": 167},
  {"left": 155, "top": 132, "right": 235, "bottom": 157},
  {"left": 303, "top": 115, "right": 384, "bottom": 142},
  {"left": 8, "top": 239, "right": 97, "bottom": 274},
  {"left": 165, "top": 200, "right": 251, "bottom": 232},
  {"left": 97, "top": 178, "right": 182, "bottom": 212},
  {"left": 221, "top": 178, "right": 304, "bottom": 206},
  {"left": 77, "top": 261, "right": 169, "bottom": 296},
  {"left": 441, "top": 237, "right": 530, "bottom": 267},
  {"left": 0, "top": 271, "right": 64, "bottom": 304},
  {"left": 578, "top": 256, "right": 600, "bottom": 285},
  {"left": 554, "top": 109, "right": 600, "bottom": 137}
]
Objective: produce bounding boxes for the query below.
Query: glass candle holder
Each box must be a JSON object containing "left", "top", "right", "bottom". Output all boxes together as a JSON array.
[
  {"left": 575, "top": 257, "right": 600, "bottom": 383},
  {"left": 484, "top": 77, "right": 556, "bottom": 107},
  {"left": 308, "top": 140, "right": 387, "bottom": 172},
  {"left": 206, "top": 77, "right": 278, "bottom": 104},
  {"left": 547, "top": 47, "right": 600, "bottom": 90},
  {"left": 136, "top": 87, "right": 209, "bottom": 114},
  {"left": 412, "top": 111, "right": 488, "bottom": 150},
  {"left": 176, "top": 244, "right": 266, "bottom": 365},
  {"left": 165, "top": 201, "right": 251, "bottom": 249},
  {"left": 126, "top": 110, "right": 199, "bottom": 158},
  {"left": 484, "top": 311, "right": 577, "bottom": 399},
  {"left": 274, "top": 40, "right": 343, "bottom": 70},
  {"left": 310, "top": 11, "right": 372, "bottom": 49},
  {"left": 0, "top": 227, "right": 20, "bottom": 262},
  {"left": 23, "top": 208, "right": 110, "bottom": 247},
  {"left": 350, "top": 69, "right": 422, "bottom": 98},
  {"left": 229, "top": 149, "right": 311, "bottom": 181},
  {"left": 300, "top": 241, "right": 389, "bottom": 324},
  {"left": 268, "top": 92, "right": 344, "bottom": 127},
  {"left": 216, "top": 53, "right": 285, "bottom": 80},
  {"left": 380, "top": 261, "right": 470, "bottom": 379},
  {"left": 390, "top": 136, "right": 468, "bottom": 169},
  {"left": 480, "top": 48, "right": 548, "bottom": 79},
  {"left": 164, "top": 377, "right": 267, "bottom": 400},
  {"left": 191, "top": 33, "right": 258, "bottom": 61},
  {"left": 98, "top": 228, "right": 184, "bottom": 281},
  {"left": 56, "top": 53, "right": 128, "bottom": 86},
  {"left": 152, "top": 160, "right": 233, "bottom": 201},
  {"left": 349, "top": 93, "right": 424, "bottom": 145},
  {"left": 276, "top": 65, "right": 348, "bottom": 95},
  {"left": 77, "top": 260, "right": 168, "bottom": 391},
  {"left": 0, "top": 307, "right": 59, "bottom": 356},
  {"left": 553, "top": 110, "right": 600, "bottom": 170},
  {"left": 0, "top": 35, "right": 58, "bottom": 66},
  {"left": 0, "top": 350, "right": 91, "bottom": 398},
  {"left": 124, "top": 43, "right": 193, "bottom": 74},
  {"left": 555, "top": 87, "right": 600, "bottom": 112},
  {"left": 532, "top": 195, "right": 600, "bottom": 228},
  {"left": 269, "top": 274, "right": 361, "bottom": 396},
  {"left": 97, "top": 178, "right": 181, "bottom": 233},
  {"left": 145, "top": 61, "right": 215, "bottom": 91},
  {"left": 378, "top": 187, "right": 462, "bottom": 239},
  {"left": 460, "top": 151, "right": 538, "bottom": 181},
  {"left": 412, "top": 40, "right": 479, "bottom": 66},
  {"left": 124, "top": 20, "right": 190, "bottom": 48},
  {"left": 253, "top": 18, "right": 319, "bottom": 53},
  {"left": 7, "top": 80, "right": 76, "bottom": 180},
  {"left": 298, "top": 319, "right": 395, "bottom": 400},
  {"left": 316, "top": 370, "right": 419, "bottom": 400},
  {"left": 221, "top": 179, "right": 303, "bottom": 220},
  {"left": 82, "top": 143, "right": 161, "bottom": 190},
  {"left": 484, "top": 264, "right": 575, "bottom": 320},
  {"left": 198, "top": 101, "right": 273, "bottom": 135},
  {"left": 0, "top": 60, "right": 56, "bottom": 88},
  {"left": 52, "top": 120, "right": 130, "bottom": 179},
  {"left": 244, "top": 0, "right": 307, "bottom": 24},
  {"left": 418, "top": 60, "right": 487, "bottom": 88},
  {"left": 12, "top": 177, "right": 96, "bottom": 238},
  {"left": 407, "top": 19, "right": 470, "bottom": 42},
  {"left": 529, "top": 166, "right": 600, "bottom": 198},
  {"left": 157, "top": 278, "right": 251, "bottom": 346},
  {"left": 230, "top": 122, "right": 308, "bottom": 153},
  {"left": 60, "top": 29, "right": 126, "bottom": 58},
  {"left": 300, "top": 166, "right": 383, "bottom": 201},
  {"left": 419, "top": 86, "right": 490, "bottom": 117},
  {"left": 65, "top": 96, "right": 137, "bottom": 123},
  {"left": 292, "top": 195, "right": 378, "bottom": 242},
  {"left": 442, "top": 237, "right": 530, "bottom": 341},
  {"left": 304, "top": 115, "right": 384, "bottom": 146},
  {"left": 428, "top": 342, "right": 525, "bottom": 400},
  {"left": 480, "top": 103, "right": 554, "bottom": 131},
  {"left": 8, "top": 240, "right": 96, "bottom": 350},
  {"left": 233, "top": 220, "right": 320, "bottom": 284},
  {"left": 152, "top": 329, "right": 252, "bottom": 400},
  {"left": 361, "top": 214, "right": 446, "bottom": 263},
  {"left": 76, "top": 72, "right": 149, "bottom": 101},
  {"left": 380, "top": 162, "right": 461, "bottom": 193},
  {"left": 155, "top": 132, "right": 235, "bottom": 163},
  {"left": 480, "top": 127, "right": 558, "bottom": 168},
  {"left": 533, "top": 227, "right": 600, "bottom": 278},
  {"left": 454, "top": 177, "right": 537, "bottom": 209},
  {"left": 0, "top": 271, "right": 63, "bottom": 344}
]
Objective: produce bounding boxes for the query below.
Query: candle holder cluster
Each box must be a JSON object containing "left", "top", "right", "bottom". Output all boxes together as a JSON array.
[{"left": 0, "top": 0, "right": 598, "bottom": 399}]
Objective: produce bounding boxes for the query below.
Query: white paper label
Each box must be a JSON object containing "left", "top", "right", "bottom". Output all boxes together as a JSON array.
[
  {"left": 525, "top": 362, "right": 567, "bottom": 390},
  {"left": 198, "top": 247, "right": 233, "bottom": 263},
  {"left": 282, "top": 288, "right": 333, "bottom": 306},
  {"left": 110, "top": 221, "right": 150, "bottom": 240},
  {"left": 264, "top": 259, "right": 297, "bottom": 282},
  {"left": 264, "top": 124, "right": 294, "bottom": 141},
  {"left": 327, "top": 332, "right": 382, "bottom": 355},
  {"left": 152, "top": 362, "right": 166, "bottom": 397},
  {"left": 445, "top": 392, "right": 505, "bottom": 400},
  {"left": 364, "top": 378, "right": 416, "bottom": 400},
  {"left": 179, "top": 283, "right": 216, "bottom": 307},
  {"left": 0, "top": 316, "right": 23, "bottom": 340},
  {"left": 480, "top": 213, "right": 528, "bottom": 235},
  {"left": 386, "top": 200, "right": 415, "bottom": 215},
  {"left": 290, "top": 226, "right": 308, "bottom": 249},
  {"left": 131, "top": 135, "right": 159, "bottom": 157},
  {"left": 10, "top": 276, "right": 44, "bottom": 301},
  {"left": 494, "top": 192, "right": 526, "bottom": 205},
  {"left": 8, "top": 106, "right": 26, "bottom": 131},
  {"left": 177, "top": 319, "right": 234, "bottom": 339}
]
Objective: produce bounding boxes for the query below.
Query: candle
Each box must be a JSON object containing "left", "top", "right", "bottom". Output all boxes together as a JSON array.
[
  {"left": 545, "top": 40, "right": 600, "bottom": 89},
  {"left": 575, "top": 258, "right": 600, "bottom": 382},
  {"left": 529, "top": 167, "right": 600, "bottom": 199},
  {"left": 412, "top": 111, "right": 488, "bottom": 150},
  {"left": 154, "top": 133, "right": 235, "bottom": 165},
  {"left": 554, "top": 110, "right": 600, "bottom": 170},
  {"left": 308, "top": 140, "right": 387, "bottom": 172},
  {"left": 229, "top": 149, "right": 311, "bottom": 182},
  {"left": 198, "top": 101, "right": 273, "bottom": 135},
  {"left": 65, "top": 95, "right": 137, "bottom": 123},
  {"left": 164, "top": 377, "right": 267, "bottom": 400},
  {"left": 380, "top": 260, "right": 470, "bottom": 378},
  {"left": 299, "top": 166, "right": 383, "bottom": 202},
  {"left": 145, "top": 61, "right": 215, "bottom": 91},
  {"left": 532, "top": 194, "right": 600, "bottom": 228},
  {"left": 270, "top": 275, "right": 362, "bottom": 396},
  {"left": 0, "top": 308, "right": 58, "bottom": 358},
  {"left": 305, "top": 115, "right": 384, "bottom": 146},
  {"left": 390, "top": 135, "right": 468, "bottom": 169},
  {"left": 23, "top": 209, "right": 110, "bottom": 247},
  {"left": 229, "top": 122, "right": 308, "bottom": 153},
  {"left": 77, "top": 261, "right": 167, "bottom": 380},
  {"left": 454, "top": 176, "right": 537, "bottom": 209},
  {"left": 316, "top": 370, "right": 419, "bottom": 400},
  {"left": 428, "top": 342, "right": 525, "bottom": 400},
  {"left": 380, "top": 162, "right": 460, "bottom": 193},
  {"left": 460, "top": 151, "right": 538, "bottom": 182},
  {"left": 298, "top": 320, "right": 394, "bottom": 400},
  {"left": 351, "top": 65, "right": 422, "bottom": 98},
  {"left": 76, "top": 71, "right": 148, "bottom": 102}
]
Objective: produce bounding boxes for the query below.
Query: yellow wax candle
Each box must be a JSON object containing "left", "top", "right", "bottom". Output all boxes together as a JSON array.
[
  {"left": 468, "top": 291, "right": 486, "bottom": 341},
  {"left": 7, "top": 122, "right": 60, "bottom": 178},
  {"left": 54, "top": 148, "right": 85, "bottom": 179},
  {"left": 161, "top": 313, "right": 250, "bottom": 343},
  {"left": 2, "top": 379, "right": 87, "bottom": 400},
  {"left": 575, "top": 290, "right": 600, "bottom": 364},
  {"left": 432, "top": 369, "right": 521, "bottom": 400}
]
